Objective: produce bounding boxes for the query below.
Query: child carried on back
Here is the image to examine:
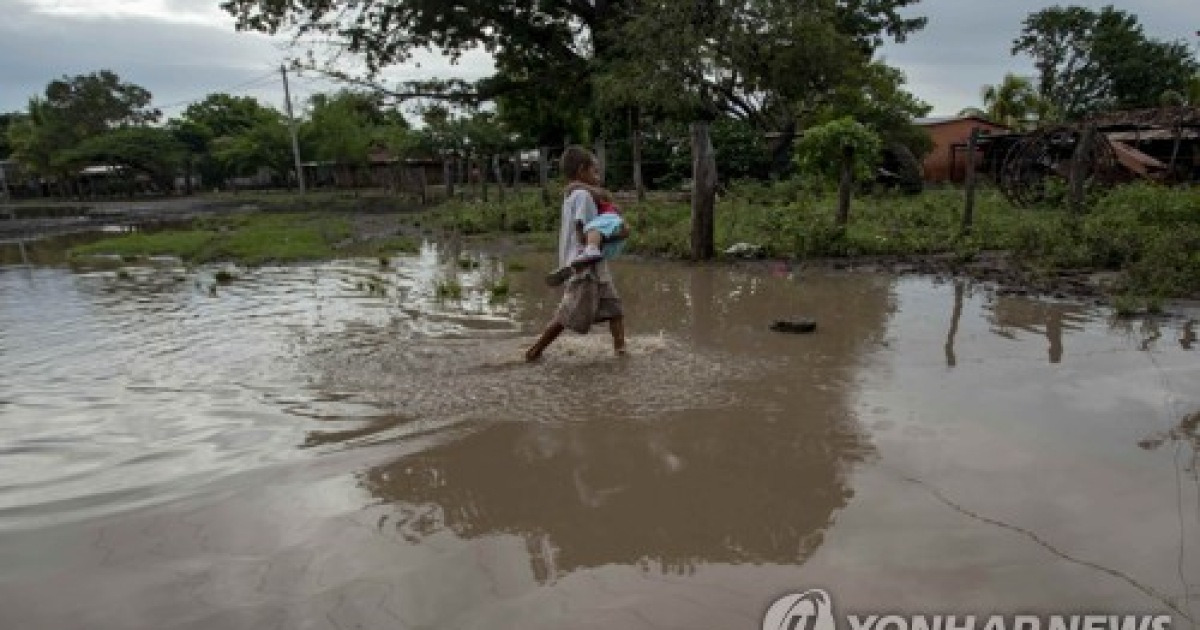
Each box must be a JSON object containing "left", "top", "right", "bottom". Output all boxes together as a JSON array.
[{"left": 546, "top": 182, "right": 629, "bottom": 286}]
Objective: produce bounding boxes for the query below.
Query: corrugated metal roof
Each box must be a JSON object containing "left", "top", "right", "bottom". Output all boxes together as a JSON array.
[{"left": 915, "top": 115, "right": 1004, "bottom": 127}]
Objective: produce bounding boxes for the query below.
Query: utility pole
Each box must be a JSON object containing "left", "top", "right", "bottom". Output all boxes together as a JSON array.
[{"left": 281, "top": 64, "right": 306, "bottom": 195}]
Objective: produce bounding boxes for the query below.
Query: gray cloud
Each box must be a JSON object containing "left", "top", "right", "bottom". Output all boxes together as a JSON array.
[
  {"left": 881, "top": 0, "right": 1200, "bottom": 114},
  {"left": 3, "top": 0, "right": 1198, "bottom": 118}
]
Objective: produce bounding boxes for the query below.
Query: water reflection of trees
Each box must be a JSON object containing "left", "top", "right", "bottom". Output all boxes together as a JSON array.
[
  {"left": 362, "top": 416, "right": 869, "bottom": 581},
  {"left": 351, "top": 266, "right": 896, "bottom": 582},
  {"left": 987, "top": 295, "right": 1091, "bottom": 364}
]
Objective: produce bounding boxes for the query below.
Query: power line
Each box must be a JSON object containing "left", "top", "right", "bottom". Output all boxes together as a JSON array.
[{"left": 152, "top": 69, "right": 281, "bottom": 113}]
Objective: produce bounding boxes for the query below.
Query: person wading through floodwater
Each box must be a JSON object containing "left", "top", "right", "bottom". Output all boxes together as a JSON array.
[{"left": 525, "top": 146, "right": 629, "bottom": 361}]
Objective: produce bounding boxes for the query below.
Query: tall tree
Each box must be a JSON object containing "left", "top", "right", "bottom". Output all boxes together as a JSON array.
[
  {"left": 211, "top": 113, "right": 294, "bottom": 180},
  {"left": 593, "top": 0, "right": 926, "bottom": 175},
  {"left": 0, "top": 112, "right": 24, "bottom": 160},
  {"left": 1013, "top": 5, "right": 1198, "bottom": 119},
  {"left": 222, "top": 0, "right": 926, "bottom": 149},
  {"left": 8, "top": 71, "right": 160, "bottom": 183},
  {"left": 59, "top": 127, "right": 185, "bottom": 192},
  {"left": 303, "top": 90, "right": 406, "bottom": 166},
  {"left": 170, "top": 93, "right": 282, "bottom": 188}
]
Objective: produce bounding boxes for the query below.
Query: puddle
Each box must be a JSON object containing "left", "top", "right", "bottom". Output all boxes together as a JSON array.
[{"left": 0, "top": 250, "right": 1198, "bottom": 629}]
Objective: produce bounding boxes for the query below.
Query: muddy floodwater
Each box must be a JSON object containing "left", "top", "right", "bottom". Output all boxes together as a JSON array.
[{"left": 1, "top": 244, "right": 1198, "bottom": 630}]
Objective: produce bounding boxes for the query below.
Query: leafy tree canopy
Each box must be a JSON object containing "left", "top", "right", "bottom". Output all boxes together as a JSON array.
[
  {"left": 222, "top": 0, "right": 927, "bottom": 145},
  {"left": 7, "top": 71, "right": 159, "bottom": 177},
  {"left": 0, "top": 112, "right": 24, "bottom": 160},
  {"left": 1013, "top": 5, "right": 1199, "bottom": 119},
  {"left": 795, "top": 117, "right": 883, "bottom": 182},
  {"left": 59, "top": 127, "right": 185, "bottom": 189}
]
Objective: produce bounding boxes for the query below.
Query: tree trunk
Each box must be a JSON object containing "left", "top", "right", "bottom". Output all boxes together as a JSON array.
[
  {"left": 594, "top": 137, "right": 606, "bottom": 185},
  {"left": 962, "top": 128, "right": 979, "bottom": 234},
  {"left": 690, "top": 122, "right": 717, "bottom": 261},
  {"left": 768, "top": 120, "right": 798, "bottom": 179},
  {"left": 479, "top": 156, "right": 487, "bottom": 202},
  {"left": 511, "top": 151, "right": 521, "bottom": 188},
  {"left": 632, "top": 109, "right": 645, "bottom": 201},
  {"left": 1069, "top": 126, "right": 1096, "bottom": 214},
  {"left": 184, "top": 154, "right": 194, "bottom": 196},
  {"left": 1168, "top": 114, "right": 1185, "bottom": 179},
  {"left": 444, "top": 157, "right": 454, "bottom": 200},
  {"left": 837, "top": 144, "right": 854, "bottom": 227},
  {"left": 418, "top": 166, "right": 428, "bottom": 205},
  {"left": 458, "top": 155, "right": 467, "bottom": 200},
  {"left": 493, "top": 155, "right": 505, "bottom": 203}
]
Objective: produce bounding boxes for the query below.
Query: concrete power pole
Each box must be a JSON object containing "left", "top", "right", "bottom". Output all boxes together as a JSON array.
[{"left": 281, "top": 64, "right": 307, "bottom": 195}]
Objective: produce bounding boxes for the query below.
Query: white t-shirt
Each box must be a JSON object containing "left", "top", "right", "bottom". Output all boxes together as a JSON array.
[{"left": 558, "top": 189, "right": 612, "bottom": 282}]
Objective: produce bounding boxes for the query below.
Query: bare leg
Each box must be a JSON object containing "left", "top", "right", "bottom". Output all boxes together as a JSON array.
[
  {"left": 585, "top": 229, "right": 604, "bottom": 250},
  {"left": 526, "top": 322, "right": 565, "bottom": 362},
  {"left": 609, "top": 316, "right": 626, "bottom": 355}
]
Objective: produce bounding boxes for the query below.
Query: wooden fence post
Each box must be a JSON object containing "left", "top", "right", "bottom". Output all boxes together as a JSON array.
[
  {"left": 539, "top": 147, "right": 550, "bottom": 206},
  {"left": 962, "top": 127, "right": 979, "bottom": 234},
  {"left": 418, "top": 165, "right": 428, "bottom": 206},
  {"left": 594, "top": 137, "right": 606, "bottom": 185},
  {"left": 836, "top": 144, "right": 854, "bottom": 227},
  {"left": 632, "top": 110, "right": 645, "bottom": 202},
  {"left": 493, "top": 155, "right": 505, "bottom": 203},
  {"left": 690, "top": 121, "right": 717, "bottom": 261}
]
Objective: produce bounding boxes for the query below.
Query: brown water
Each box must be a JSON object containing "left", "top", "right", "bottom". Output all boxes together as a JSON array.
[{"left": 0, "top": 244, "right": 1198, "bottom": 630}]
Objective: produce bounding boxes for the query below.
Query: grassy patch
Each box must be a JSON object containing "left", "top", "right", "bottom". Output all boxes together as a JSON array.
[
  {"left": 364, "top": 236, "right": 420, "bottom": 255},
  {"left": 73, "top": 231, "right": 216, "bottom": 260},
  {"left": 422, "top": 181, "right": 1200, "bottom": 298},
  {"left": 70, "top": 212, "right": 352, "bottom": 265}
]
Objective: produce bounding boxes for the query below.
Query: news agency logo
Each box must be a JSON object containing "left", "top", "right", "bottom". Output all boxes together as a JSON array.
[
  {"left": 763, "top": 590, "right": 1175, "bottom": 630},
  {"left": 763, "top": 590, "right": 836, "bottom": 630}
]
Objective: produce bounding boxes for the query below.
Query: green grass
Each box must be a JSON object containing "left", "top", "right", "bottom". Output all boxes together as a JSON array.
[
  {"left": 365, "top": 236, "right": 420, "bottom": 255},
  {"left": 73, "top": 231, "right": 216, "bottom": 260},
  {"left": 422, "top": 180, "right": 1200, "bottom": 298},
  {"left": 71, "top": 212, "right": 353, "bottom": 265}
]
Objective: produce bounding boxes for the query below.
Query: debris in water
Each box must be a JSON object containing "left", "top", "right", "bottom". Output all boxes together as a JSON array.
[{"left": 770, "top": 319, "right": 817, "bottom": 334}]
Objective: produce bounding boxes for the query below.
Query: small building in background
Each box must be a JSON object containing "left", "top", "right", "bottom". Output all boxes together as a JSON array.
[{"left": 916, "top": 116, "right": 1010, "bottom": 183}]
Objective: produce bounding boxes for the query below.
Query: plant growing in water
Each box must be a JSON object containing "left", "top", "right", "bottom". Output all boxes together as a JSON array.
[
  {"left": 436, "top": 277, "right": 463, "bottom": 299},
  {"left": 488, "top": 276, "right": 511, "bottom": 303}
]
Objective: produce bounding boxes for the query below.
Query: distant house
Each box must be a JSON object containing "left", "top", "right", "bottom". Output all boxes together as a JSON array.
[{"left": 915, "top": 116, "right": 1010, "bottom": 183}]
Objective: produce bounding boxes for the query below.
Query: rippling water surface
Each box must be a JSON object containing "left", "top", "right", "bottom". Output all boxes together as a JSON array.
[{"left": 1, "top": 243, "right": 1198, "bottom": 629}]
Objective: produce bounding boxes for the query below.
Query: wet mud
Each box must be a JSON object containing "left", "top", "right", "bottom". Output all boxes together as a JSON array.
[{"left": 0, "top": 246, "right": 1198, "bottom": 629}]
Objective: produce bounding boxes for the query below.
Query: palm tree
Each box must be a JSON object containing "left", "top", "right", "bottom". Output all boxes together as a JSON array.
[{"left": 979, "top": 74, "right": 1043, "bottom": 130}]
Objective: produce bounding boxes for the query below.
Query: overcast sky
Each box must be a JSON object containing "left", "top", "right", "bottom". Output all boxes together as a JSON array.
[{"left": 3, "top": 0, "right": 1199, "bottom": 119}]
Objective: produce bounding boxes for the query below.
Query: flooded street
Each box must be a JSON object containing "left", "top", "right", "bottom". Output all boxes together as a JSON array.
[{"left": 1, "top": 245, "right": 1198, "bottom": 629}]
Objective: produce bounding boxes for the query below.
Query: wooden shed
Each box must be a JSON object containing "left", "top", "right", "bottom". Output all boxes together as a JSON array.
[{"left": 916, "top": 116, "right": 1011, "bottom": 183}]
